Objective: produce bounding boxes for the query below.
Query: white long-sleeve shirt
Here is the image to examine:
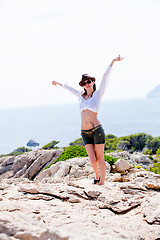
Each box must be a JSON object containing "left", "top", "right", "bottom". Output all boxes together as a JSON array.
[{"left": 62, "top": 65, "right": 112, "bottom": 113}]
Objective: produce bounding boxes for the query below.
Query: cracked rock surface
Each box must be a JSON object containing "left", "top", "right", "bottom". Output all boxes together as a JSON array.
[{"left": 0, "top": 153, "right": 160, "bottom": 240}]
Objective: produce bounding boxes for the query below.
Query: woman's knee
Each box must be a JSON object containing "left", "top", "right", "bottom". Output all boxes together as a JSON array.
[
  {"left": 97, "top": 155, "right": 105, "bottom": 163},
  {"left": 94, "top": 144, "right": 105, "bottom": 161},
  {"left": 90, "top": 154, "right": 98, "bottom": 163},
  {"left": 95, "top": 151, "right": 105, "bottom": 163}
]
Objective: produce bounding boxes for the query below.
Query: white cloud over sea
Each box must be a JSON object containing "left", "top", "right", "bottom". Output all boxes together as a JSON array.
[{"left": 0, "top": 0, "right": 160, "bottom": 108}]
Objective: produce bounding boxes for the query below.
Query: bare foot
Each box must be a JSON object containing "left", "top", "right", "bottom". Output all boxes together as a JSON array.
[{"left": 98, "top": 181, "right": 105, "bottom": 186}]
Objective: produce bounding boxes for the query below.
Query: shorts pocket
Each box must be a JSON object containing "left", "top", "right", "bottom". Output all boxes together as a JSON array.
[{"left": 94, "top": 128, "right": 106, "bottom": 144}]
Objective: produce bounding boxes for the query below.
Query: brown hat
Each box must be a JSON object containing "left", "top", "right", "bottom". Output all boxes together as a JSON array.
[{"left": 79, "top": 74, "right": 96, "bottom": 87}]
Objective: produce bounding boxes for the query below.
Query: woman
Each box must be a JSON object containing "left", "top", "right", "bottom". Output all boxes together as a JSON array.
[{"left": 52, "top": 55, "right": 123, "bottom": 185}]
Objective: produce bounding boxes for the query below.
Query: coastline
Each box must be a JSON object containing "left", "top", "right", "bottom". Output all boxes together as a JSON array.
[{"left": 1, "top": 97, "right": 160, "bottom": 155}]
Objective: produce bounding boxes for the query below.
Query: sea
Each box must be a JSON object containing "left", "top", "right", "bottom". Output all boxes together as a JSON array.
[{"left": 0, "top": 97, "right": 160, "bottom": 155}]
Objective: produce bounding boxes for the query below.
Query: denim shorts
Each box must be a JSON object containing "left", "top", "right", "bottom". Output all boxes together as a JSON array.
[{"left": 81, "top": 125, "right": 106, "bottom": 145}]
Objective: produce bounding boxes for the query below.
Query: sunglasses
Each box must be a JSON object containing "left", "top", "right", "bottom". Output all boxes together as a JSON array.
[{"left": 82, "top": 80, "right": 92, "bottom": 86}]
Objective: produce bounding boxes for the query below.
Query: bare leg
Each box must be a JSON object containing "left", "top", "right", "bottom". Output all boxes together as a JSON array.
[
  {"left": 94, "top": 144, "right": 106, "bottom": 185},
  {"left": 85, "top": 144, "right": 99, "bottom": 181}
]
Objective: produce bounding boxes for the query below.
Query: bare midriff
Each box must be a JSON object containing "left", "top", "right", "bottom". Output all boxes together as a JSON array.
[{"left": 81, "top": 109, "right": 101, "bottom": 130}]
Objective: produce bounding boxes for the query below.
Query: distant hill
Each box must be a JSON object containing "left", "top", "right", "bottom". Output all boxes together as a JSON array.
[{"left": 147, "top": 85, "right": 160, "bottom": 98}]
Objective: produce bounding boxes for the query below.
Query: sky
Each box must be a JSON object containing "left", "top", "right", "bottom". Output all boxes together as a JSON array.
[{"left": 0, "top": 0, "right": 160, "bottom": 109}]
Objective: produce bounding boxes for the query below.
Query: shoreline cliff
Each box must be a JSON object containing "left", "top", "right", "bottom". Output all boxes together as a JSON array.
[{"left": 147, "top": 85, "right": 160, "bottom": 98}]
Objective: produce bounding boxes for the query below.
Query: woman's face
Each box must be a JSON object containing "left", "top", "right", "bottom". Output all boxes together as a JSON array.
[{"left": 82, "top": 80, "right": 95, "bottom": 91}]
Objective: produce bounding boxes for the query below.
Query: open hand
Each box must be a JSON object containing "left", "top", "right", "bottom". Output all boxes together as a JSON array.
[
  {"left": 52, "top": 81, "right": 62, "bottom": 87},
  {"left": 110, "top": 54, "right": 123, "bottom": 67},
  {"left": 52, "top": 81, "right": 57, "bottom": 86},
  {"left": 114, "top": 54, "right": 123, "bottom": 61}
]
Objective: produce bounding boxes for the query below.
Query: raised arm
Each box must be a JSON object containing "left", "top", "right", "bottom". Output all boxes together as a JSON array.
[
  {"left": 99, "top": 55, "right": 123, "bottom": 96},
  {"left": 52, "top": 81, "right": 81, "bottom": 97}
]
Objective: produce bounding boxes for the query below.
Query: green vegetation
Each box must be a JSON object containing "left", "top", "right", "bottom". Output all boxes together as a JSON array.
[
  {"left": 43, "top": 147, "right": 118, "bottom": 171},
  {"left": 1, "top": 133, "right": 160, "bottom": 175},
  {"left": 143, "top": 149, "right": 153, "bottom": 155},
  {"left": 104, "top": 155, "right": 118, "bottom": 165},
  {"left": 69, "top": 138, "right": 83, "bottom": 146},
  {"left": 43, "top": 145, "right": 88, "bottom": 170},
  {"left": 12, "top": 147, "right": 32, "bottom": 154},
  {"left": 66, "top": 133, "right": 160, "bottom": 154},
  {"left": 0, "top": 147, "right": 32, "bottom": 157},
  {"left": 55, "top": 145, "right": 88, "bottom": 163},
  {"left": 104, "top": 133, "right": 160, "bottom": 154},
  {"left": 149, "top": 148, "right": 160, "bottom": 174},
  {"left": 105, "top": 134, "right": 118, "bottom": 151},
  {"left": 146, "top": 137, "right": 160, "bottom": 154},
  {"left": 42, "top": 140, "right": 60, "bottom": 149},
  {"left": 148, "top": 156, "right": 154, "bottom": 160}
]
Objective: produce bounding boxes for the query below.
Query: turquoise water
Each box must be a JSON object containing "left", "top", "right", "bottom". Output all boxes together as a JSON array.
[{"left": 0, "top": 97, "right": 160, "bottom": 155}]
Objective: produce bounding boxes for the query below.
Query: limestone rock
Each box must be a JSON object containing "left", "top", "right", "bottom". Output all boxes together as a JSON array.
[
  {"left": 130, "top": 152, "right": 152, "bottom": 168},
  {"left": 67, "top": 189, "right": 91, "bottom": 200},
  {"left": 108, "top": 173, "right": 130, "bottom": 182},
  {"left": 53, "top": 163, "right": 71, "bottom": 179},
  {"left": 0, "top": 172, "right": 160, "bottom": 240},
  {"left": 84, "top": 190, "right": 102, "bottom": 198},
  {"left": 121, "top": 175, "right": 130, "bottom": 182},
  {"left": 12, "top": 230, "right": 69, "bottom": 240},
  {"left": 0, "top": 149, "right": 64, "bottom": 181},
  {"left": 69, "top": 197, "right": 81, "bottom": 203},
  {"left": 0, "top": 165, "right": 12, "bottom": 175},
  {"left": 19, "top": 186, "right": 39, "bottom": 194},
  {"left": 1, "top": 156, "right": 15, "bottom": 167},
  {"left": 107, "top": 151, "right": 130, "bottom": 160},
  {"left": 26, "top": 194, "right": 52, "bottom": 201},
  {"left": 108, "top": 173, "right": 122, "bottom": 182},
  {"left": 100, "top": 199, "right": 141, "bottom": 214},
  {"left": 144, "top": 179, "right": 160, "bottom": 190},
  {"left": 35, "top": 161, "right": 64, "bottom": 181},
  {"left": 23, "top": 150, "right": 56, "bottom": 180},
  {"left": 0, "top": 150, "right": 160, "bottom": 240},
  {"left": 0, "top": 233, "right": 10, "bottom": 240},
  {"left": 12, "top": 151, "right": 38, "bottom": 175},
  {"left": 0, "top": 156, "right": 15, "bottom": 174},
  {"left": 39, "top": 230, "right": 69, "bottom": 240},
  {"left": 107, "top": 151, "right": 153, "bottom": 170},
  {"left": 142, "top": 194, "right": 160, "bottom": 225},
  {"left": 40, "top": 157, "right": 111, "bottom": 182},
  {"left": 11, "top": 149, "right": 63, "bottom": 180},
  {"left": 114, "top": 159, "right": 133, "bottom": 172},
  {"left": 120, "top": 182, "right": 147, "bottom": 191}
]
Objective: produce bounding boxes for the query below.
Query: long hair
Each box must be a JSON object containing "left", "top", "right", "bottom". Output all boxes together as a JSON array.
[{"left": 83, "top": 83, "right": 96, "bottom": 96}]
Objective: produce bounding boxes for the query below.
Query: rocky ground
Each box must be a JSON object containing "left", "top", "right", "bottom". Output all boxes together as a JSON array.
[{"left": 0, "top": 150, "right": 160, "bottom": 240}]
